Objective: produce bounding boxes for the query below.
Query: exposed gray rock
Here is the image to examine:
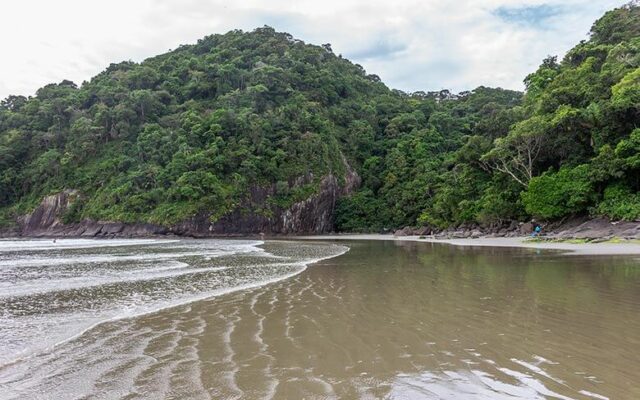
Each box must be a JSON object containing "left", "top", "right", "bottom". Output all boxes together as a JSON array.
[
  {"left": 551, "top": 218, "right": 640, "bottom": 240},
  {"left": 80, "top": 223, "right": 103, "bottom": 237},
  {"left": 450, "top": 231, "right": 468, "bottom": 238},
  {"left": 414, "top": 226, "right": 432, "bottom": 236},
  {"left": 394, "top": 226, "right": 414, "bottom": 236},
  {"left": 7, "top": 157, "right": 361, "bottom": 238},
  {"left": 417, "top": 217, "right": 640, "bottom": 241},
  {"left": 519, "top": 222, "right": 533, "bottom": 235},
  {"left": 16, "top": 189, "right": 79, "bottom": 235},
  {"left": 100, "top": 222, "right": 125, "bottom": 235}
]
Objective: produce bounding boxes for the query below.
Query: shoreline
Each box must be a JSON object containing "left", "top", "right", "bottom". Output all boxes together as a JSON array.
[
  {"left": 4, "top": 233, "right": 640, "bottom": 256},
  {"left": 0, "top": 239, "right": 349, "bottom": 371},
  {"left": 293, "top": 234, "right": 640, "bottom": 256}
]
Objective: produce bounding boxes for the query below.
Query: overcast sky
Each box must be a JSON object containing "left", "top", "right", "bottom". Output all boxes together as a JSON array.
[{"left": 0, "top": 0, "right": 627, "bottom": 99}]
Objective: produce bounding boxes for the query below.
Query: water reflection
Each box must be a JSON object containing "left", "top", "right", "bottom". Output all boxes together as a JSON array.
[{"left": 2, "top": 239, "right": 639, "bottom": 399}]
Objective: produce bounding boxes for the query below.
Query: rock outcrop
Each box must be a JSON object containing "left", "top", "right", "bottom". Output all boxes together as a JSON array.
[
  {"left": 549, "top": 217, "right": 640, "bottom": 240},
  {"left": 17, "top": 189, "right": 79, "bottom": 234},
  {"left": 182, "top": 167, "right": 361, "bottom": 236},
  {"left": 7, "top": 165, "right": 360, "bottom": 238},
  {"left": 10, "top": 190, "right": 168, "bottom": 237},
  {"left": 393, "top": 216, "right": 640, "bottom": 241}
]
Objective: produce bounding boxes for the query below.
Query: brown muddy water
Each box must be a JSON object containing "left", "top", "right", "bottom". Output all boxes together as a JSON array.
[{"left": 1, "top": 238, "right": 639, "bottom": 399}]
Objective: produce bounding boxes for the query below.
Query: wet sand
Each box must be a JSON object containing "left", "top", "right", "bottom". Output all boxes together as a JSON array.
[
  {"left": 299, "top": 234, "right": 640, "bottom": 255},
  {"left": 3, "top": 239, "right": 640, "bottom": 399}
]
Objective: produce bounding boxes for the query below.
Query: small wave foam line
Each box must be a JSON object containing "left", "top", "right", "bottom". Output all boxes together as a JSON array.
[
  {"left": 0, "top": 263, "right": 229, "bottom": 298},
  {"left": 0, "top": 245, "right": 263, "bottom": 268},
  {"left": 0, "top": 242, "right": 349, "bottom": 370},
  {"left": 0, "top": 238, "right": 181, "bottom": 252}
]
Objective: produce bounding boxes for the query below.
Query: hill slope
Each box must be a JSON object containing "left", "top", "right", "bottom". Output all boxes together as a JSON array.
[
  {"left": 0, "top": 27, "right": 381, "bottom": 234},
  {"left": 338, "top": 2, "right": 640, "bottom": 231},
  {"left": 1, "top": 3, "right": 639, "bottom": 236}
]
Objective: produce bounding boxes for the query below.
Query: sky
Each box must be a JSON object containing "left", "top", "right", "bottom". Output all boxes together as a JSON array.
[{"left": 0, "top": 0, "right": 627, "bottom": 99}]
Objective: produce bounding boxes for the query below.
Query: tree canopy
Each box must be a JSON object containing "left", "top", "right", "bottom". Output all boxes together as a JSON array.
[{"left": 1, "top": 3, "right": 639, "bottom": 231}]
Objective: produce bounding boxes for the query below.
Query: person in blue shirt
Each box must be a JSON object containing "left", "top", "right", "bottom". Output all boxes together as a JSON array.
[{"left": 531, "top": 220, "right": 542, "bottom": 237}]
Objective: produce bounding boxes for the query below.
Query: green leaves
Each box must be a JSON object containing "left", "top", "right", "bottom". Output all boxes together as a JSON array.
[
  {"left": 596, "top": 183, "right": 640, "bottom": 221},
  {"left": 614, "top": 128, "right": 640, "bottom": 170},
  {"left": 173, "top": 170, "right": 228, "bottom": 205},
  {"left": 522, "top": 165, "right": 596, "bottom": 219},
  {"left": 589, "top": 3, "right": 640, "bottom": 45},
  {"left": 1, "top": 4, "right": 639, "bottom": 232},
  {"left": 611, "top": 67, "right": 640, "bottom": 110}
]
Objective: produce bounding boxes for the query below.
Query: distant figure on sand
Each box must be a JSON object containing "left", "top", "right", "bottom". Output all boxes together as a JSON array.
[{"left": 531, "top": 221, "right": 542, "bottom": 237}]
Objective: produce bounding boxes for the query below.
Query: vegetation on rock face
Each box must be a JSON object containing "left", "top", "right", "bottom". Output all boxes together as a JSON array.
[
  {"left": 1, "top": 3, "right": 639, "bottom": 231},
  {"left": 0, "top": 27, "right": 384, "bottom": 226}
]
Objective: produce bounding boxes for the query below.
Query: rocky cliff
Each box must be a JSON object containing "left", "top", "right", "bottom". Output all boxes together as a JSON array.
[{"left": 6, "top": 167, "right": 360, "bottom": 238}]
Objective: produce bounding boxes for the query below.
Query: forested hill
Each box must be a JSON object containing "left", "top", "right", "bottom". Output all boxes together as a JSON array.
[
  {"left": 0, "top": 27, "right": 393, "bottom": 232},
  {"left": 340, "top": 2, "right": 640, "bottom": 230},
  {"left": 1, "top": 3, "right": 639, "bottom": 235}
]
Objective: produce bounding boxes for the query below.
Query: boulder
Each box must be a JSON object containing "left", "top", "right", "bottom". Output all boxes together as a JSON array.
[
  {"left": 415, "top": 226, "right": 432, "bottom": 236},
  {"left": 100, "top": 223, "right": 125, "bottom": 235},
  {"left": 394, "top": 226, "right": 414, "bottom": 236},
  {"left": 519, "top": 222, "right": 533, "bottom": 235},
  {"left": 81, "top": 223, "right": 103, "bottom": 237}
]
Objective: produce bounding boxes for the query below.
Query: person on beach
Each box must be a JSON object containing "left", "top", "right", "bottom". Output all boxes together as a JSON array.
[{"left": 531, "top": 220, "right": 542, "bottom": 237}]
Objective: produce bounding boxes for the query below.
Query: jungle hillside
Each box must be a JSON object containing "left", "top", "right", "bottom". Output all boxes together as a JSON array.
[{"left": 1, "top": 3, "right": 639, "bottom": 233}]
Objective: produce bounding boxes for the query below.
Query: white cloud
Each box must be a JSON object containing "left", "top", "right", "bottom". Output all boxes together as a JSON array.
[{"left": 0, "top": 0, "right": 627, "bottom": 99}]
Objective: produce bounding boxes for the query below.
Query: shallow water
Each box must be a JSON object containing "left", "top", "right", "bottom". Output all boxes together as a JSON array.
[{"left": 1, "top": 239, "right": 639, "bottom": 399}]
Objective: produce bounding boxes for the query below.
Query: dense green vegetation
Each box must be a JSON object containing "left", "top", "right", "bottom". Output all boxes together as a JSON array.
[
  {"left": 338, "top": 2, "right": 640, "bottom": 230},
  {"left": 0, "top": 28, "right": 386, "bottom": 225},
  {"left": 1, "top": 3, "right": 639, "bottom": 231}
]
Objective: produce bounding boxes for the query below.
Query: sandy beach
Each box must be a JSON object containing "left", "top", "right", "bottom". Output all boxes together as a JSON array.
[
  {"left": 3, "top": 237, "right": 640, "bottom": 398},
  {"left": 296, "top": 234, "right": 640, "bottom": 255}
]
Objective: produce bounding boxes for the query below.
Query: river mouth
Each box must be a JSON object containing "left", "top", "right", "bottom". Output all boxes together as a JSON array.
[{"left": 1, "top": 239, "right": 639, "bottom": 399}]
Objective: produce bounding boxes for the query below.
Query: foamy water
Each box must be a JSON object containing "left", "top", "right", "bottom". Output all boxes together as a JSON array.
[
  {"left": 0, "top": 239, "right": 348, "bottom": 369},
  {"left": 1, "top": 239, "right": 638, "bottom": 399}
]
